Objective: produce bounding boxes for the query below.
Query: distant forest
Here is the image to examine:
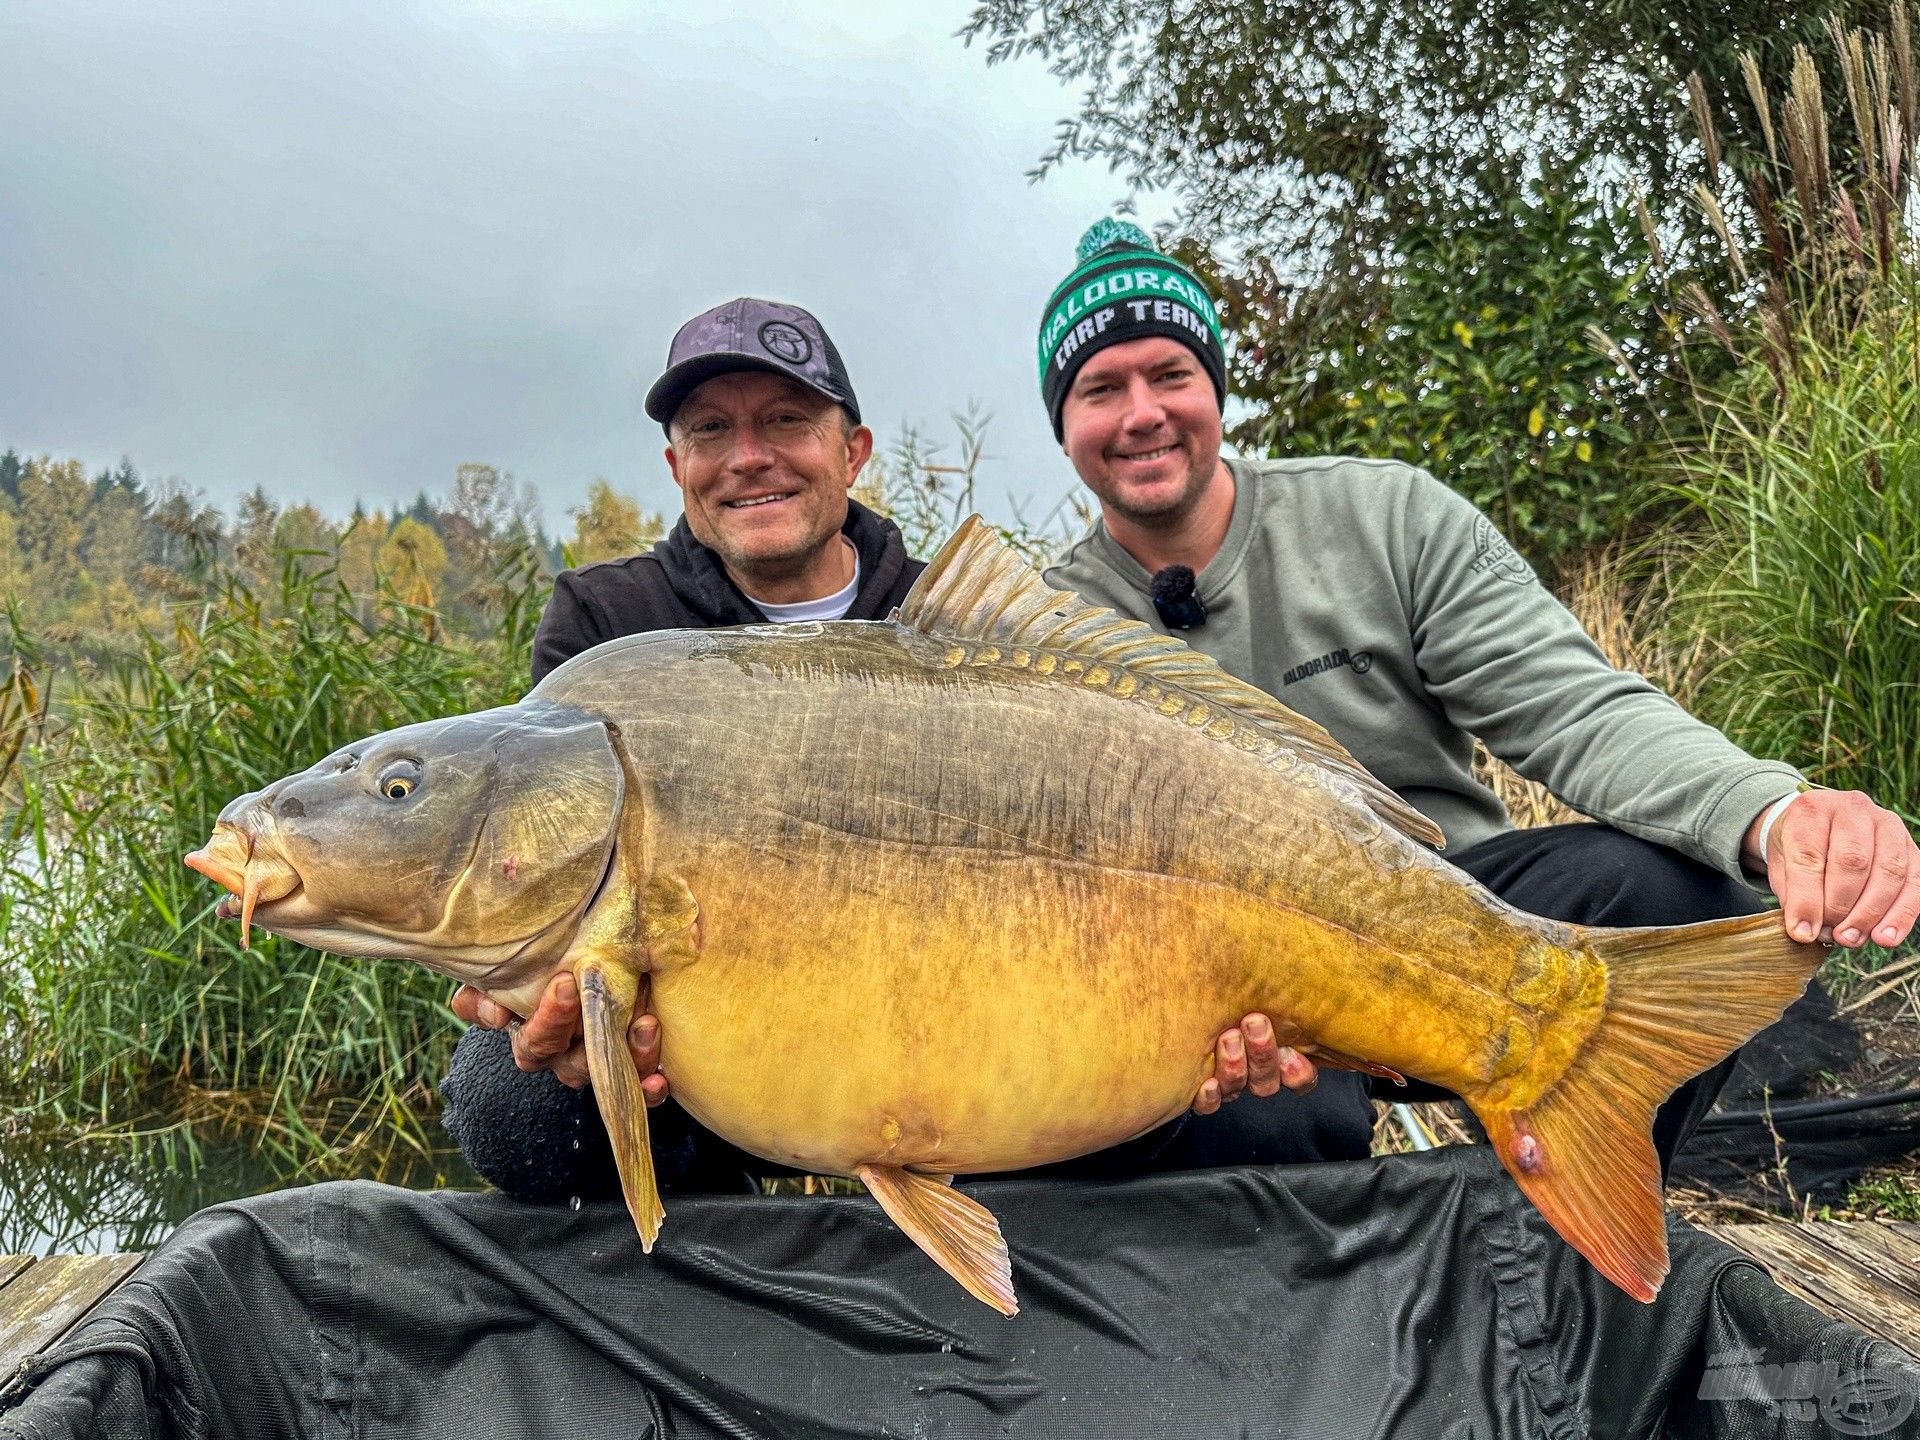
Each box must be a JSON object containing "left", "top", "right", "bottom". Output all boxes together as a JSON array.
[{"left": 0, "top": 448, "right": 664, "bottom": 649}]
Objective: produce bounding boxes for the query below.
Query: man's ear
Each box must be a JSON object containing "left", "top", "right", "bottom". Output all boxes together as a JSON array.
[
  {"left": 843, "top": 424, "right": 875, "bottom": 484},
  {"left": 664, "top": 443, "right": 686, "bottom": 493}
]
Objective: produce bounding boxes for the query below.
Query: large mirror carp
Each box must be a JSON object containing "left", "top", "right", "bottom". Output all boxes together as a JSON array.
[{"left": 188, "top": 518, "right": 1818, "bottom": 1313}]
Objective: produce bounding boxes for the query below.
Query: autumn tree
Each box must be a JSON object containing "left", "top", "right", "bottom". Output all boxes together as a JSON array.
[
  {"left": 379, "top": 516, "right": 449, "bottom": 610},
  {"left": 568, "top": 479, "right": 664, "bottom": 567},
  {"left": 14, "top": 458, "right": 91, "bottom": 588},
  {"left": 337, "top": 511, "right": 388, "bottom": 604}
]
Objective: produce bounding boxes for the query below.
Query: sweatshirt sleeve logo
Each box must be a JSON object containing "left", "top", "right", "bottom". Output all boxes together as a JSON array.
[{"left": 1469, "top": 516, "right": 1537, "bottom": 586}]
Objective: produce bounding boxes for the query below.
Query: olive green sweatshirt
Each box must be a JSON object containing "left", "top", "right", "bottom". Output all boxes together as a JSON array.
[{"left": 1044, "top": 455, "right": 1801, "bottom": 879}]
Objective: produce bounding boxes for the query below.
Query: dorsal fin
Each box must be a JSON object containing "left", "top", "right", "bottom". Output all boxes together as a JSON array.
[{"left": 895, "top": 516, "right": 1446, "bottom": 849}]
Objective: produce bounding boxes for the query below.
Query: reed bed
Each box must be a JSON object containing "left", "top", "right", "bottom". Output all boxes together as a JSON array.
[{"left": 1, "top": 552, "right": 545, "bottom": 1165}]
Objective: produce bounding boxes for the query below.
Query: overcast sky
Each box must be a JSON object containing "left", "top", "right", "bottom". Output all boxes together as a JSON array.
[{"left": 0, "top": 1, "right": 1173, "bottom": 534}]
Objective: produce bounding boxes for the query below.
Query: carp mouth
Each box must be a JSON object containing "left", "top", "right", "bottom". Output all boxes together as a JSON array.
[{"left": 185, "top": 822, "right": 303, "bottom": 951}]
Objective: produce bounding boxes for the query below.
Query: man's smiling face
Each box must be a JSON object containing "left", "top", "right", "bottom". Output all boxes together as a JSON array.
[
  {"left": 1057, "top": 335, "right": 1224, "bottom": 529},
  {"left": 665, "top": 371, "right": 872, "bottom": 591}
]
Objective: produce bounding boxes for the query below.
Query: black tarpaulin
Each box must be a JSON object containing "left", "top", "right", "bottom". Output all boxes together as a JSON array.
[{"left": 4, "top": 1145, "right": 1916, "bottom": 1439}]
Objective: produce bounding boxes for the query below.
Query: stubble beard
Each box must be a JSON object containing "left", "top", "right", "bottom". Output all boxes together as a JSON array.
[{"left": 1099, "top": 448, "right": 1213, "bottom": 533}]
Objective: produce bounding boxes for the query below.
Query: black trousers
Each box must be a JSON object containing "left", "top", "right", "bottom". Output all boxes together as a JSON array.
[{"left": 1134, "top": 823, "right": 1768, "bottom": 1181}]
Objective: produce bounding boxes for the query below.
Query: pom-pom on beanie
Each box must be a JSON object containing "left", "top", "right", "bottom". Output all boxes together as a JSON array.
[{"left": 1037, "top": 219, "right": 1227, "bottom": 439}]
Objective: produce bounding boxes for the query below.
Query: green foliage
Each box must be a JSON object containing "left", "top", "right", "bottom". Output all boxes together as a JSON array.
[
  {"left": 1846, "top": 1168, "right": 1920, "bottom": 1220},
  {"left": 964, "top": 1, "right": 1901, "bottom": 568},
  {"left": 1658, "top": 272, "right": 1920, "bottom": 829},
  {"left": 963, "top": 0, "right": 1883, "bottom": 259},
  {"left": 0, "top": 546, "right": 549, "bottom": 1159},
  {"left": 1214, "top": 162, "right": 1670, "bottom": 566},
  {"left": 1650, "top": 13, "right": 1920, "bottom": 913}
]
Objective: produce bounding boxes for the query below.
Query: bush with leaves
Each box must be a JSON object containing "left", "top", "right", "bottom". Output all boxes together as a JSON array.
[{"left": 1200, "top": 159, "right": 1671, "bottom": 567}]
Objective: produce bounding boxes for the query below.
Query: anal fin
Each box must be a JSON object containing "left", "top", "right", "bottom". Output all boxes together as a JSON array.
[
  {"left": 857, "top": 1165, "right": 1018, "bottom": 1315},
  {"left": 576, "top": 953, "right": 665, "bottom": 1250}
]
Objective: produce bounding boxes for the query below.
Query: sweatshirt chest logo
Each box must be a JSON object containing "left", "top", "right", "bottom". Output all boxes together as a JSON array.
[{"left": 1282, "top": 647, "right": 1373, "bottom": 686}]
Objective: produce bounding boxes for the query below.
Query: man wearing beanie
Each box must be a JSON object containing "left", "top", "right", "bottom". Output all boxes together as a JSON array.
[
  {"left": 1038, "top": 219, "right": 1920, "bottom": 1175},
  {"left": 437, "top": 295, "right": 1311, "bottom": 1204}
]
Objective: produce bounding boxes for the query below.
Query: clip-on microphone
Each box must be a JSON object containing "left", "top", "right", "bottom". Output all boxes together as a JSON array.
[{"left": 1150, "top": 565, "right": 1207, "bottom": 630}]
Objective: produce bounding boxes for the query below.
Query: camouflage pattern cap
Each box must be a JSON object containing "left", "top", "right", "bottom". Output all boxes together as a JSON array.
[{"left": 644, "top": 297, "right": 860, "bottom": 431}]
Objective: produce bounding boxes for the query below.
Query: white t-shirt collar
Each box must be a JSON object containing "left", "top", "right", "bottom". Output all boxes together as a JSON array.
[{"left": 743, "top": 539, "right": 861, "bottom": 623}]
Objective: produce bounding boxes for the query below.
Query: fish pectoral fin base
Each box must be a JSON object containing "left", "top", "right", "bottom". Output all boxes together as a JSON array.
[
  {"left": 1472, "top": 912, "right": 1820, "bottom": 1304},
  {"left": 857, "top": 1165, "right": 1018, "bottom": 1316},
  {"left": 576, "top": 953, "right": 665, "bottom": 1251}
]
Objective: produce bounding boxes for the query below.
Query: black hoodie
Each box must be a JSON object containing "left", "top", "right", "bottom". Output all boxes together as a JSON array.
[
  {"left": 530, "top": 499, "right": 923, "bottom": 684},
  {"left": 442, "top": 502, "right": 923, "bottom": 1203}
]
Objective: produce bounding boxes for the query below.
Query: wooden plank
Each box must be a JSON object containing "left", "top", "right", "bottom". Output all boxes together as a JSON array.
[
  {"left": 1712, "top": 1226, "right": 1920, "bottom": 1358},
  {"left": 0, "top": 1255, "right": 143, "bottom": 1377},
  {"left": 1799, "top": 1225, "right": 1920, "bottom": 1310},
  {"left": 0, "top": 1258, "right": 34, "bottom": 1294}
]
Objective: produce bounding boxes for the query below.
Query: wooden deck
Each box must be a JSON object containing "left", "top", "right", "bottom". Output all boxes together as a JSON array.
[
  {"left": 1708, "top": 1219, "right": 1920, "bottom": 1358},
  {"left": 2, "top": 1223, "right": 1917, "bottom": 1377}
]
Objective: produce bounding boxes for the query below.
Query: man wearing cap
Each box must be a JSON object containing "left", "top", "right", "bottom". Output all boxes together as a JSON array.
[
  {"left": 439, "top": 297, "right": 1307, "bottom": 1202},
  {"left": 1031, "top": 219, "right": 1920, "bottom": 1173}
]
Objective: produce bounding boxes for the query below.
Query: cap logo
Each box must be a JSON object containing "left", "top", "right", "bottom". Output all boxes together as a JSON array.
[{"left": 758, "top": 321, "right": 812, "bottom": 365}]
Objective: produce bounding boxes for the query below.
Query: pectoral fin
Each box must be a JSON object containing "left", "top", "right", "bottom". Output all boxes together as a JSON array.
[
  {"left": 1303, "top": 1045, "right": 1406, "bottom": 1085},
  {"left": 857, "top": 1165, "right": 1018, "bottom": 1315},
  {"left": 576, "top": 953, "right": 664, "bottom": 1250}
]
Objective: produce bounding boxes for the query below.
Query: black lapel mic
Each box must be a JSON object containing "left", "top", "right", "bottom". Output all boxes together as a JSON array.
[{"left": 1149, "top": 565, "right": 1207, "bottom": 630}]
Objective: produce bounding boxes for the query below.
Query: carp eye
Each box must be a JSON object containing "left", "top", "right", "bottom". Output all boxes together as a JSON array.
[{"left": 377, "top": 761, "right": 421, "bottom": 801}]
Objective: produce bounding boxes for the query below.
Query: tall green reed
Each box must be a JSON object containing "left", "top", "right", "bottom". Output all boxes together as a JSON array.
[
  {"left": 1648, "top": 12, "right": 1919, "bottom": 977},
  {"left": 1664, "top": 295, "right": 1919, "bottom": 827},
  {"left": 1, "top": 547, "right": 547, "bottom": 1163}
]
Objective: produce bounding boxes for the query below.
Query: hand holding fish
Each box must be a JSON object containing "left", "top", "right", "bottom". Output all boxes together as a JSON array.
[
  {"left": 1191, "top": 1013, "right": 1319, "bottom": 1114},
  {"left": 451, "top": 974, "right": 669, "bottom": 1104},
  {"left": 1745, "top": 789, "right": 1920, "bottom": 950}
]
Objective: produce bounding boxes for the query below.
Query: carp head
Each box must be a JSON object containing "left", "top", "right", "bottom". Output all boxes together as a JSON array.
[{"left": 185, "top": 701, "right": 627, "bottom": 986}]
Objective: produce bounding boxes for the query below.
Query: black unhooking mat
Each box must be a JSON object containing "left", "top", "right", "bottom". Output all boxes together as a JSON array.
[{"left": 3, "top": 1146, "right": 1916, "bottom": 1439}]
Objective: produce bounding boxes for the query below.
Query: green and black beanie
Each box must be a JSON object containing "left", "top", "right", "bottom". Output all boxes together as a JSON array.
[{"left": 1037, "top": 219, "right": 1227, "bottom": 439}]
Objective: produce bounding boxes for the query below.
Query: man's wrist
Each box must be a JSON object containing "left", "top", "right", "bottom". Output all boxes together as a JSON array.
[{"left": 1743, "top": 784, "right": 1812, "bottom": 870}]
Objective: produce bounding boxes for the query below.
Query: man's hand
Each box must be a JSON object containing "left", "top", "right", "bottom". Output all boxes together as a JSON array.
[
  {"left": 1746, "top": 789, "right": 1920, "bottom": 949},
  {"left": 449, "top": 973, "right": 671, "bottom": 1105},
  {"left": 1191, "top": 1013, "right": 1319, "bottom": 1114}
]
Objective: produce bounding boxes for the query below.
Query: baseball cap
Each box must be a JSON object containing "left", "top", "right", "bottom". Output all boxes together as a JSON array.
[{"left": 644, "top": 297, "right": 861, "bottom": 431}]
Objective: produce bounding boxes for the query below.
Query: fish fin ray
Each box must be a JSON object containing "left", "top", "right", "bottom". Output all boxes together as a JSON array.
[
  {"left": 895, "top": 517, "right": 1444, "bottom": 848},
  {"left": 1471, "top": 913, "right": 1819, "bottom": 1302},
  {"left": 857, "top": 1164, "right": 1018, "bottom": 1315},
  {"left": 577, "top": 954, "right": 665, "bottom": 1250},
  {"left": 1305, "top": 1046, "right": 1405, "bottom": 1084}
]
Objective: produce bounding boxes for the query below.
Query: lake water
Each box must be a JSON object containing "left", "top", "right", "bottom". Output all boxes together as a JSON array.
[{"left": 0, "top": 1118, "right": 481, "bottom": 1256}]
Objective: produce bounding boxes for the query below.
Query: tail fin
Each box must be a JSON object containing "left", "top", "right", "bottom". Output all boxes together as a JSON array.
[{"left": 1471, "top": 912, "right": 1820, "bottom": 1302}]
